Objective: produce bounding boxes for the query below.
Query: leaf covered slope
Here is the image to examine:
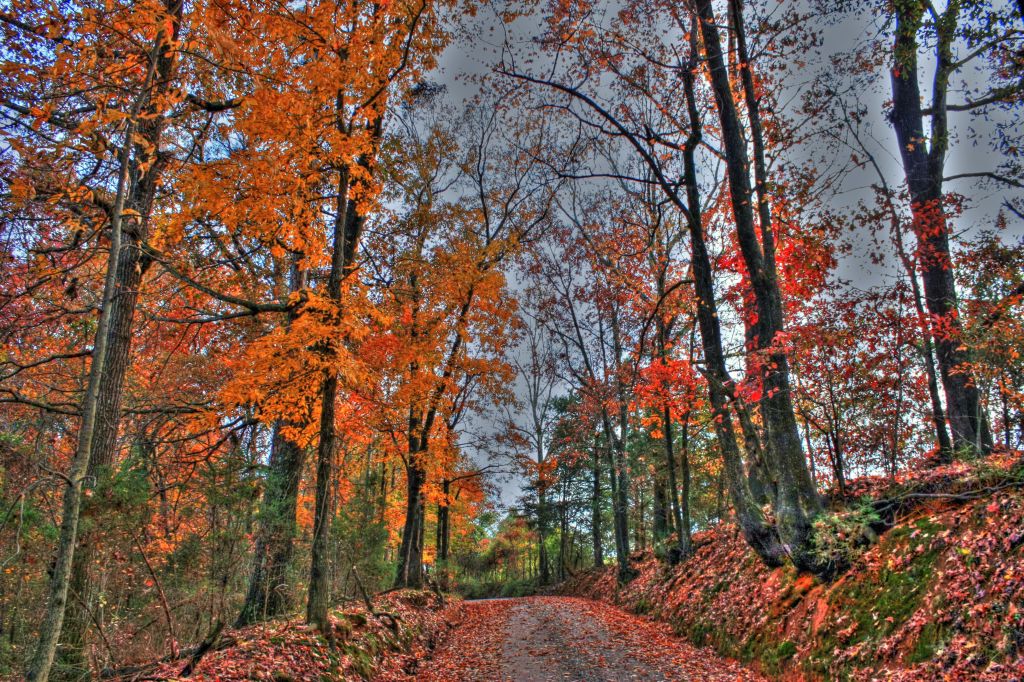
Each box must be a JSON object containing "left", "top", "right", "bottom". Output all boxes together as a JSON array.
[
  {"left": 119, "top": 591, "right": 460, "bottom": 681},
  {"left": 558, "top": 455, "right": 1024, "bottom": 680}
]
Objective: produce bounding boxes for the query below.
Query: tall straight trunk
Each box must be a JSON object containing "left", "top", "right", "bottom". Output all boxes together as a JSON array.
[
  {"left": 306, "top": 346, "right": 339, "bottom": 629},
  {"left": 537, "top": 487, "right": 550, "bottom": 585},
  {"left": 395, "top": 429, "right": 427, "bottom": 588},
  {"left": 395, "top": 463, "right": 425, "bottom": 587},
  {"left": 1002, "top": 371, "right": 1012, "bottom": 449},
  {"left": 536, "top": 428, "right": 551, "bottom": 585},
  {"left": 634, "top": 486, "right": 645, "bottom": 550},
  {"left": 729, "top": 0, "right": 776, "bottom": 273},
  {"left": 599, "top": 426, "right": 628, "bottom": 576},
  {"left": 679, "top": 37, "right": 785, "bottom": 567},
  {"left": 60, "top": 4, "right": 182, "bottom": 668},
  {"left": 28, "top": 16, "right": 178, "bottom": 670},
  {"left": 28, "top": 90, "right": 146, "bottom": 682},
  {"left": 306, "top": 109, "right": 379, "bottom": 624},
  {"left": 394, "top": 304, "right": 471, "bottom": 589},
  {"left": 558, "top": 500, "right": 568, "bottom": 581},
  {"left": 603, "top": 440, "right": 620, "bottom": 554},
  {"left": 890, "top": 0, "right": 991, "bottom": 456},
  {"left": 601, "top": 414, "right": 631, "bottom": 579},
  {"left": 591, "top": 447, "right": 603, "bottom": 567},
  {"left": 857, "top": 94, "right": 954, "bottom": 459},
  {"left": 307, "top": 158, "right": 353, "bottom": 628},
  {"left": 436, "top": 479, "right": 450, "bottom": 565},
  {"left": 656, "top": 317, "right": 689, "bottom": 559},
  {"left": 609, "top": 309, "right": 634, "bottom": 580},
  {"left": 677, "top": 410, "right": 692, "bottom": 557},
  {"left": 396, "top": 260, "right": 426, "bottom": 590},
  {"left": 416, "top": 500, "right": 426, "bottom": 566},
  {"left": 237, "top": 425, "right": 305, "bottom": 625},
  {"left": 63, "top": 217, "right": 151, "bottom": 660},
  {"left": 693, "top": 0, "right": 824, "bottom": 575},
  {"left": 662, "top": 407, "right": 692, "bottom": 557},
  {"left": 652, "top": 476, "right": 670, "bottom": 543},
  {"left": 894, "top": 217, "right": 953, "bottom": 457},
  {"left": 826, "top": 384, "right": 848, "bottom": 495},
  {"left": 612, "top": 440, "right": 631, "bottom": 575}
]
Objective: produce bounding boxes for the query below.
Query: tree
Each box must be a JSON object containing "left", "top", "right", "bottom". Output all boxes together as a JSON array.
[
  {"left": 690, "top": 0, "right": 825, "bottom": 575},
  {"left": 384, "top": 95, "right": 553, "bottom": 588},
  {"left": 505, "top": 292, "right": 560, "bottom": 585},
  {"left": 0, "top": 2, "right": 190, "bottom": 676},
  {"left": 887, "top": 0, "right": 1021, "bottom": 456}
]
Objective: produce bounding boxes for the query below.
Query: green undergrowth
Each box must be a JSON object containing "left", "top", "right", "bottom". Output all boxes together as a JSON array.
[{"left": 457, "top": 576, "right": 539, "bottom": 599}]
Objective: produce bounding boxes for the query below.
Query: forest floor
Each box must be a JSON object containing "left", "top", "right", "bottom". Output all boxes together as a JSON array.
[{"left": 409, "top": 596, "right": 764, "bottom": 681}]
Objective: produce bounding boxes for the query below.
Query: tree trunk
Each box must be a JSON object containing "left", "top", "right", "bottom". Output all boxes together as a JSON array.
[
  {"left": 307, "top": 131, "right": 362, "bottom": 625},
  {"left": 662, "top": 407, "right": 691, "bottom": 560},
  {"left": 535, "top": 422, "right": 551, "bottom": 585},
  {"left": 238, "top": 259, "right": 308, "bottom": 626},
  {"left": 880, "top": 114, "right": 953, "bottom": 459},
  {"left": 395, "top": 454, "right": 426, "bottom": 589},
  {"left": 890, "top": 0, "right": 991, "bottom": 456},
  {"left": 436, "top": 479, "right": 450, "bottom": 565},
  {"left": 693, "top": 0, "right": 824, "bottom": 576},
  {"left": 558, "top": 501, "right": 568, "bottom": 582},
  {"left": 60, "top": 164, "right": 155, "bottom": 679},
  {"left": 652, "top": 476, "right": 670, "bottom": 543},
  {"left": 679, "top": 37, "right": 785, "bottom": 568},
  {"left": 655, "top": 315, "right": 689, "bottom": 559},
  {"left": 305, "top": 108, "right": 380, "bottom": 623},
  {"left": 59, "top": 4, "right": 182, "bottom": 669},
  {"left": 537, "top": 487, "right": 550, "bottom": 585},
  {"left": 601, "top": 415, "right": 631, "bottom": 580},
  {"left": 28, "top": 93, "right": 143, "bottom": 682},
  {"left": 609, "top": 309, "right": 634, "bottom": 581},
  {"left": 238, "top": 426, "right": 305, "bottom": 625},
  {"left": 591, "top": 447, "right": 603, "bottom": 567},
  {"left": 735, "top": 399, "right": 772, "bottom": 506},
  {"left": 677, "top": 411, "right": 693, "bottom": 559},
  {"left": 306, "top": 371, "right": 337, "bottom": 629}
]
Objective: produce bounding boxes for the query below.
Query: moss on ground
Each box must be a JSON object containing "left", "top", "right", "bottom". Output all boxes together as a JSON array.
[{"left": 801, "top": 517, "right": 945, "bottom": 678}]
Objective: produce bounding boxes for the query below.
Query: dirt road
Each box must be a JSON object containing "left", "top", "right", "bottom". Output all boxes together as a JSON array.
[{"left": 414, "top": 596, "right": 764, "bottom": 681}]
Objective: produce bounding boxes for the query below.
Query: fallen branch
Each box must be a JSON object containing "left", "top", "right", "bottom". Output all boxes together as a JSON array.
[
  {"left": 351, "top": 565, "right": 401, "bottom": 633},
  {"left": 179, "top": 620, "right": 225, "bottom": 677},
  {"left": 871, "top": 475, "right": 1024, "bottom": 529}
]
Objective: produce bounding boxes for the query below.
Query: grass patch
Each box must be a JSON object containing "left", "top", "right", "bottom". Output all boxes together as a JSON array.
[{"left": 909, "top": 620, "right": 948, "bottom": 664}]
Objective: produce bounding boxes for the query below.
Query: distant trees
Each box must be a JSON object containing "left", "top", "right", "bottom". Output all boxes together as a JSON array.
[{"left": 387, "top": 95, "right": 556, "bottom": 589}]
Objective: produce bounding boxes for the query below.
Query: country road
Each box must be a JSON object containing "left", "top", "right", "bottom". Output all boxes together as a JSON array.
[{"left": 414, "top": 597, "right": 765, "bottom": 681}]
